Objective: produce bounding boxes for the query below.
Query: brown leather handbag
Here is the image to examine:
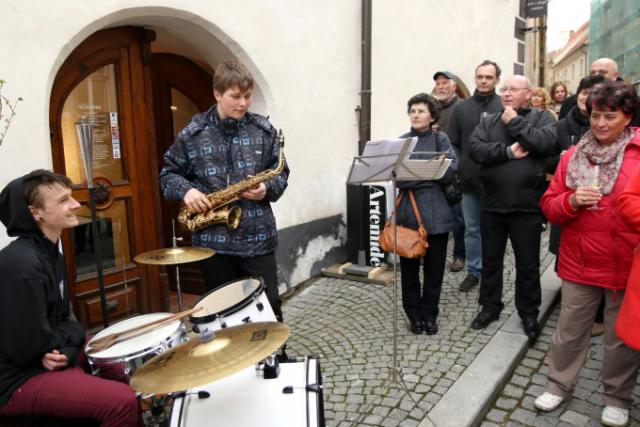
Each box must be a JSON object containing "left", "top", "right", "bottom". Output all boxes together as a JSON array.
[{"left": 379, "top": 190, "right": 429, "bottom": 258}]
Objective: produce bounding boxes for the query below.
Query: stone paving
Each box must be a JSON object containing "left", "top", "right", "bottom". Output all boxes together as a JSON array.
[
  {"left": 481, "top": 304, "right": 640, "bottom": 427},
  {"left": 281, "top": 231, "right": 556, "bottom": 426}
]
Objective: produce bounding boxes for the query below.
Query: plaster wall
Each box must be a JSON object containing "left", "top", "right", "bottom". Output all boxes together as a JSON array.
[{"left": 0, "top": 1, "right": 520, "bottom": 286}]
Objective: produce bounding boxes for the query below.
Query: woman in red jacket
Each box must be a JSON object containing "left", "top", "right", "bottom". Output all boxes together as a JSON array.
[
  {"left": 534, "top": 80, "right": 640, "bottom": 427},
  {"left": 617, "top": 166, "right": 640, "bottom": 351}
]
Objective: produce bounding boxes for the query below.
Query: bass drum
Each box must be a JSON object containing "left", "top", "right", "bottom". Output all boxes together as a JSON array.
[{"left": 169, "top": 355, "right": 325, "bottom": 427}]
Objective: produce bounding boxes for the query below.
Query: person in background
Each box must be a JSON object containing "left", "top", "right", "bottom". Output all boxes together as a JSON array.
[
  {"left": 617, "top": 166, "right": 640, "bottom": 352},
  {"left": 468, "top": 75, "right": 556, "bottom": 342},
  {"left": 548, "top": 74, "right": 606, "bottom": 337},
  {"left": 397, "top": 93, "right": 458, "bottom": 335},
  {"left": 447, "top": 60, "right": 504, "bottom": 292},
  {"left": 549, "top": 81, "right": 569, "bottom": 118},
  {"left": 535, "top": 80, "right": 640, "bottom": 427},
  {"left": 530, "top": 87, "right": 556, "bottom": 118},
  {"left": 432, "top": 70, "right": 465, "bottom": 272}
]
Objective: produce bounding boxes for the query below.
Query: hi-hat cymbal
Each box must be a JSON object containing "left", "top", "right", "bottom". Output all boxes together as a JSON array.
[
  {"left": 130, "top": 322, "right": 290, "bottom": 394},
  {"left": 134, "top": 246, "right": 215, "bottom": 265}
]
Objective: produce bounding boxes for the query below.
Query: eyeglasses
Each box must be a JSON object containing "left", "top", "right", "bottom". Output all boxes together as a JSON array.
[{"left": 499, "top": 87, "right": 527, "bottom": 94}]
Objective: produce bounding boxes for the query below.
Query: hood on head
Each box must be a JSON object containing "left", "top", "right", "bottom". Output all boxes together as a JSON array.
[{"left": 0, "top": 176, "right": 42, "bottom": 238}]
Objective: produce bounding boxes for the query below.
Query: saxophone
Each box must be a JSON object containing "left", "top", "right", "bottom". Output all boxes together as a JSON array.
[{"left": 178, "top": 129, "right": 286, "bottom": 232}]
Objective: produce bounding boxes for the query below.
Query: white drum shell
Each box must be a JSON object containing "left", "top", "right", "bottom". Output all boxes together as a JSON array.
[
  {"left": 86, "top": 313, "right": 186, "bottom": 377},
  {"left": 190, "top": 278, "right": 276, "bottom": 337},
  {"left": 169, "top": 357, "right": 323, "bottom": 427}
]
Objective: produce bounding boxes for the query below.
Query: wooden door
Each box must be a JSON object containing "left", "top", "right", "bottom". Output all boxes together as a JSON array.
[
  {"left": 151, "top": 53, "right": 214, "bottom": 295},
  {"left": 49, "top": 27, "right": 166, "bottom": 329}
]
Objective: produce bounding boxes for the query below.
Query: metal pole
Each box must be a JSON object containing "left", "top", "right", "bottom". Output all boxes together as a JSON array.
[
  {"left": 87, "top": 186, "right": 110, "bottom": 328},
  {"left": 76, "top": 122, "right": 109, "bottom": 328}
]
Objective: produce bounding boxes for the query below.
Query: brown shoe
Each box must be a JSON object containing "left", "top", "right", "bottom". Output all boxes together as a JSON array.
[
  {"left": 449, "top": 258, "right": 465, "bottom": 272},
  {"left": 591, "top": 322, "right": 605, "bottom": 337}
]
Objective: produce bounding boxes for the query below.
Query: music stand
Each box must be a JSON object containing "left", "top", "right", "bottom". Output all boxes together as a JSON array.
[{"left": 346, "top": 137, "right": 451, "bottom": 412}]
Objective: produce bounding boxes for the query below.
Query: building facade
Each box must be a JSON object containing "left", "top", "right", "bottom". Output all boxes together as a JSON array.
[
  {"left": 589, "top": 0, "right": 640, "bottom": 85},
  {"left": 0, "top": 0, "right": 522, "bottom": 327}
]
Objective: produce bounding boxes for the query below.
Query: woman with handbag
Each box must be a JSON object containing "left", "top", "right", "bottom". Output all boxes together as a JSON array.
[{"left": 395, "top": 93, "right": 458, "bottom": 335}]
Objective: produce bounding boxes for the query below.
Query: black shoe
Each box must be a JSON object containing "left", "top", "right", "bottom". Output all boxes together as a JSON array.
[
  {"left": 423, "top": 318, "right": 438, "bottom": 335},
  {"left": 522, "top": 317, "right": 539, "bottom": 344},
  {"left": 459, "top": 274, "right": 479, "bottom": 292},
  {"left": 471, "top": 310, "right": 500, "bottom": 330},
  {"left": 409, "top": 320, "right": 424, "bottom": 334}
]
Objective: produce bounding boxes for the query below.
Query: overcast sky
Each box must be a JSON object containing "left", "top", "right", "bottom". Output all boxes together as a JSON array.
[{"left": 546, "top": 0, "right": 591, "bottom": 52}]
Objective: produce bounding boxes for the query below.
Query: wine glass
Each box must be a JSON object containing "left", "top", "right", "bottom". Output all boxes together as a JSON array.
[{"left": 585, "top": 164, "right": 602, "bottom": 211}]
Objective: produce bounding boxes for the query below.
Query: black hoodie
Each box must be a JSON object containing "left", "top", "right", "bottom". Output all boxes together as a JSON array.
[{"left": 0, "top": 176, "right": 85, "bottom": 406}]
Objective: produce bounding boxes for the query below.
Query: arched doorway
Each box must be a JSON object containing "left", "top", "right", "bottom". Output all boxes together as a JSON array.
[{"left": 49, "top": 26, "right": 214, "bottom": 329}]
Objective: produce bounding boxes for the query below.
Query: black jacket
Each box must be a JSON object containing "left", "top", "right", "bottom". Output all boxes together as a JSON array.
[
  {"left": 548, "top": 106, "right": 590, "bottom": 174},
  {"left": 448, "top": 90, "right": 503, "bottom": 193},
  {"left": 0, "top": 177, "right": 85, "bottom": 406},
  {"left": 469, "top": 108, "right": 557, "bottom": 213}
]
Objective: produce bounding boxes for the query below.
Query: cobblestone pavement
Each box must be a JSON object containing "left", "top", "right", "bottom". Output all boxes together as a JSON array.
[
  {"left": 282, "top": 231, "right": 556, "bottom": 426},
  {"left": 481, "top": 304, "right": 640, "bottom": 427}
]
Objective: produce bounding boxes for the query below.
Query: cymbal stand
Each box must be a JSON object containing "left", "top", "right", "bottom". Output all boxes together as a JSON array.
[{"left": 171, "top": 220, "right": 185, "bottom": 311}]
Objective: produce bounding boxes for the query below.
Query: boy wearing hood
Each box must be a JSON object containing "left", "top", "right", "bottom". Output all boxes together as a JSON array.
[{"left": 0, "top": 170, "right": 138, "bottom": 426}]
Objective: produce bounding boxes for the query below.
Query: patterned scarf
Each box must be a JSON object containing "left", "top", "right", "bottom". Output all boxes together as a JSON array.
[{"left": 566, "top": 127, "right": 633, "bottom": 194}]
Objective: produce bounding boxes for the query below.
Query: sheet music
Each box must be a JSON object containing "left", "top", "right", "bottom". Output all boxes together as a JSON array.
[{"left": 347, "top": 137, "right": 451, "bottom": 184}]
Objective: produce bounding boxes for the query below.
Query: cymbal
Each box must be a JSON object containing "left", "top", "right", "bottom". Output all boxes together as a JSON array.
[
  {"left": 130, "top": 322, "right": 290, "bottom": 393},
  {"left": 134, "top": 246, "right": 215, "bottom": 265}
]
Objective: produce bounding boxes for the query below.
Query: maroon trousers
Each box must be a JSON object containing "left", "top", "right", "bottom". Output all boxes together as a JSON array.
[{"left": 0, "top": 351, "right": 139, "bottom": 426}]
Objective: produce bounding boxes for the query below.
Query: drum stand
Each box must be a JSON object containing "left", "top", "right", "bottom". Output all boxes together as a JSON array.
[
  {"left": 347, "top": 141, "right": 446, "bottom": 426},
  {"left": 171, "top": 221, "right": 185, "bottom": 311}
]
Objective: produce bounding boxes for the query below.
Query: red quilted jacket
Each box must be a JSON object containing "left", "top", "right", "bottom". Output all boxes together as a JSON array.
[
  {"left": 541, "top": 128, "right": 640, "bottom": 291},
  {"left": 616, "top": 164, "right": 640, "bottom": 350}
]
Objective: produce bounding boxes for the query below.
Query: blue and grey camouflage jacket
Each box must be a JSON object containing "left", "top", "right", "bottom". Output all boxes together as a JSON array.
[{"left": 159, "top": 106, "right": 289, "bottom": 257}]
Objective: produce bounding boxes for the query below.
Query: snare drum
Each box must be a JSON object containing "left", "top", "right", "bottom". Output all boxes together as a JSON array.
[
  {"left": 189, "top": 277, "right": 276, "bottom": 336},
  {"left": 86, "top": 313, "right": 187, "bottom": 378},
  {"left": 169, "top": 356, "right": 325, "bottom": 427}
]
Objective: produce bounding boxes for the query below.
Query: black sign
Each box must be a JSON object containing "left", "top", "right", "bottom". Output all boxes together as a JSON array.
[
  {"left": 526, "top": 0, "right": 548, "bottom": 18},
  {"left": 368, "top": 185, "right": 386, "bottom": 267}
]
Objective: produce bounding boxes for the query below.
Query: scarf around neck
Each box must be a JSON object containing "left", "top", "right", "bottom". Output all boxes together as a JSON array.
[{"left": 566, "top": 127, "right": 633, "bottom": 194}]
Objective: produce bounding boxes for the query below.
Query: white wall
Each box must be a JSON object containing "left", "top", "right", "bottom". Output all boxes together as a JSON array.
[
  {"left": 371, "top": 0, "right": 520, "bottom": 139},
  {"left": 0, "top": 0, "right": 520, "bottom": 250}
]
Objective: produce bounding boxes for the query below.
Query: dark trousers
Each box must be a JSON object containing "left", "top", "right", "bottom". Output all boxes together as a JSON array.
[
  {"left": 451, "top": 201, "right": 466, "bottom": 260},
  {"left": 399, "top": 233, "right": 449, "bottom": 322},
  {"left": 479, "top": 211, "right": 542, "bottom": 319},
  {"left": 199, "top": 252, "right": 283, "bottom": 321}
]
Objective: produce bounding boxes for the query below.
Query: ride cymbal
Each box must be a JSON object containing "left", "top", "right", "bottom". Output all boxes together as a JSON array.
[
  {"left": 134, "top": 246, "right": 215, "bottom": 265},
  {"left": 130, "top": 322, "right": 290, "bottom": 394}
]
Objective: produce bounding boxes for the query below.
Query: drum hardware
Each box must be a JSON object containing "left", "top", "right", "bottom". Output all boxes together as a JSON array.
[
  {"left": 189, "top": 277, "right": 277, "bottom": 338},
  {"left": 86, "top": 312, "right": 187, "bottom": 379},
  {"left": 118, "top": 220, "right": 132, "bottom": 317},
  {"left": 168, "top": 354, "right": 325, "bottom": 427},
  {"left": 87, "top": 306, "right": 202, "bottom": 353},
  {"left": 130, "top": 322, "right": 290, "bottom": 394},
  {"left": 257, "top": 354, "right": 280, "bottom": 379},
  {"left": 134, "top": 220, "right": 215, "bottom": 311}
]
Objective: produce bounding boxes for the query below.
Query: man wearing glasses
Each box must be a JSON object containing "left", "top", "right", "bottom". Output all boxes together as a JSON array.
[{"left": 467, "top": 75, "right": 557, "bottom": 343}]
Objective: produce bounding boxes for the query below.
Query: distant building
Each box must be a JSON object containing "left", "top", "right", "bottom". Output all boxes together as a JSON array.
[
  {"left": 589, "top": 0, "right": 640, "bottom": 86},
  {"left": 547, "top": 21, "right": 589, "bottom": 94}
]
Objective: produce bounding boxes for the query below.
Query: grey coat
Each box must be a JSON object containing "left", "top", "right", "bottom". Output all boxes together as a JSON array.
[{"left": 396, "top": 129, "right": 458, "bottom": 235}]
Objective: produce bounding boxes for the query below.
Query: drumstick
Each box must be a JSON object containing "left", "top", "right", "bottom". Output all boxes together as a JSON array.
[{"left": 87, "top": 307, "right": 202, "bottom": 354}]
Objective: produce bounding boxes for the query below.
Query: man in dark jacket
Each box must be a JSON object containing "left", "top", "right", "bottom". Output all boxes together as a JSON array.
[
  {"left": 160, "top": 59, "right": 289, "bottom": 322},
  {"left": 0, "top": 170, "right": 138, "bottom": 426},
  {"left": 468, "top": 75, "right": 557, "bottom": 343},
  {"left": 433, "top": 71, "right": 466, "bottom": 273},
  {"left": 447, "top": 60, "right": 504, "bottom": 291}
]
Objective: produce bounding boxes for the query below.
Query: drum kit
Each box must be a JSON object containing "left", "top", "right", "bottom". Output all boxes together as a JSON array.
[{"left": 85, "top": 239, "right": 325, "bottom": 427}]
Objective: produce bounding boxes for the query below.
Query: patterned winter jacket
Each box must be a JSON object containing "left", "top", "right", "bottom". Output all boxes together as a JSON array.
[{"left": 159, "top": 106, "right": 289, "bottom": 257}]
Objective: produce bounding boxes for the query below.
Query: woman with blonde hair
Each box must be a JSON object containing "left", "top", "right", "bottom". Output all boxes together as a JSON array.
[{"left": 530, "top": 87, "right": 555, "bottom": 118}]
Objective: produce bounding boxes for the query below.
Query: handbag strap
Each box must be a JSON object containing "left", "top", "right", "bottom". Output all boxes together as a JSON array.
[{"left": 407, "top": 190, "right": 425, "bottom": 227}]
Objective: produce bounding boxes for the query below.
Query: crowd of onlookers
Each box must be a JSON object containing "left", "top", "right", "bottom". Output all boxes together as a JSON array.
[{"left": 397, "top": 57, "right": 640, "bottom": 427}]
